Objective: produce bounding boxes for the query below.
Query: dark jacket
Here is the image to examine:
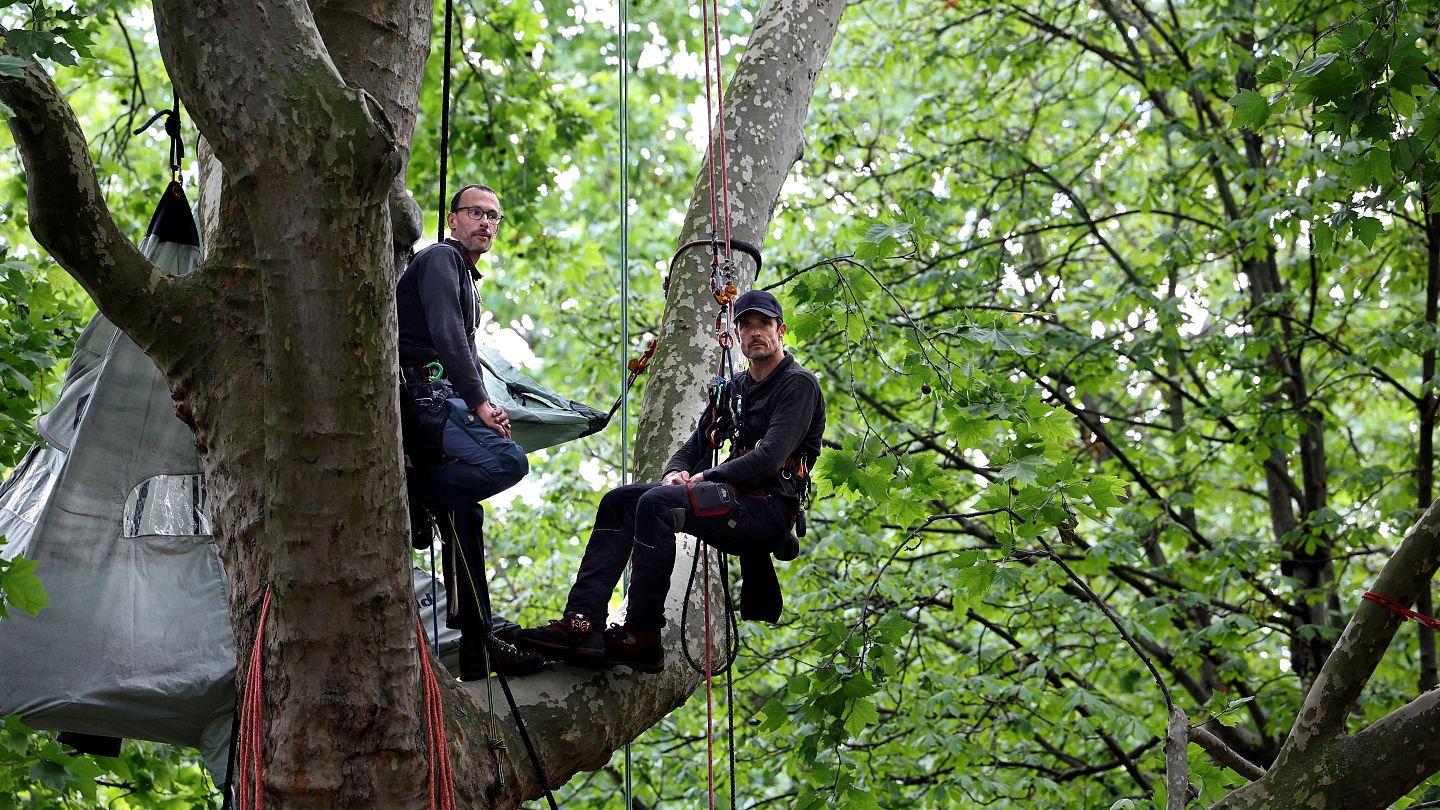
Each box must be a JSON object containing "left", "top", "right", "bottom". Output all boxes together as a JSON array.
[
  {"left": 665, "top": 353, "right": 825, "bottom": 503},
  {"left": 665, "top": 352, "right": 825, "bottom": 622},
  {"left": 396, "top": 239, "right": 489, "bottom": 409}
]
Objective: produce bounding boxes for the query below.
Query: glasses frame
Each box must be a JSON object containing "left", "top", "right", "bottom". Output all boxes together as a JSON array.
[{"left": 453, "top": 205, "right": 505, "bottom": 223}]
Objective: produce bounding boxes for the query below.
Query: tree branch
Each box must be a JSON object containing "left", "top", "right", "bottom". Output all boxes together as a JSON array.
[
  {"left": 0, "top": 53, "right": 192, "bottom": 362},
  {"left": 1189, "top": 724, "right": 1266, "bottom": 781},
  {"left": 1284, "top": 498, "right": 1440, "bottom": 745}
]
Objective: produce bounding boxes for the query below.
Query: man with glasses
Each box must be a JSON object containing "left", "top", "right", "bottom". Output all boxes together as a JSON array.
[{"left": 397, "top": 183, "right": 541, "bottom": 678}]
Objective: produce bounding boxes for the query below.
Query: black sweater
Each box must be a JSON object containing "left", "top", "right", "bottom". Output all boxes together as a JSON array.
[
  {"left": 665, "top": 353, "right": 825, "bottom": 502},
  {"left": 396, "top": 240, "right": 490, "bottom": 409}
]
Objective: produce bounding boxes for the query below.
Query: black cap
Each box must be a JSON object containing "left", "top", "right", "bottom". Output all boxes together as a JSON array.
[{"left": 733, "top": 289, "right": 783, "bottom": 320}]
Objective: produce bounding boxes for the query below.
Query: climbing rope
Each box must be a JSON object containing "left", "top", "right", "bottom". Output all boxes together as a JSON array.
[
  {"left": 436, "top": 0, "right": 455, "bottom": 243},
  {"left": 690, "top": 0, "right": 743, "bottom": 804},
  {"left": 417, "top": 618, "right": 458, "bottom": 810},
  {"left": 235, "top": 586, "right": 273, "bottom": 810},
  {"left": 444, "top": 511, "right": 561, "bottom": 810},
  {"left": 617, "top": 0, "right": 636, "bottom": 805},
  {"left": 1363, "top": 591, "right": 1440, "bottom": 629}
]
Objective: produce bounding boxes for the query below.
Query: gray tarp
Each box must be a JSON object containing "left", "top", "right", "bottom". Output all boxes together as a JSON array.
[{"left": 0, "top": 187, "right": 586, "bottom": 783}]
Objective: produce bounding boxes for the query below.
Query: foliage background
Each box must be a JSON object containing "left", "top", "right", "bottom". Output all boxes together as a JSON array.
[{"left": 6, "top": 0, "right": 1440, "bottom": 807}]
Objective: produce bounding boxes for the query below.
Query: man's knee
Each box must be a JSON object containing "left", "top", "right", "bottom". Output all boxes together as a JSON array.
[
  {"left": 637, "top": 486, "right": 688, "bottom": 532},
  {"left": 496, "top": 442, "right": 529, "bottom": 488}
]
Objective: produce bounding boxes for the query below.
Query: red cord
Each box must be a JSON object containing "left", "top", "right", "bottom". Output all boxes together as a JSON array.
[
  {"left": 416, "top": 619, "right": 457, "bottom": 810},
  {"left": 1362, "top": 591, "right": 1440, "bottom": 630},
  {"left": 237, "top": 586, "right": 273, "bottom": 810},
  {"left": 706, "top": 0, "right": 733, "bottom": 257},
  {"left": 233, "top": 592, "right": 458, "bottom": 810}
]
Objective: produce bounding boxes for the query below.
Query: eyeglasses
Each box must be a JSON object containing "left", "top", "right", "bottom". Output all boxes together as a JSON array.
[{"left": 453, "top": 206, "right": 504, "bottom": 223}]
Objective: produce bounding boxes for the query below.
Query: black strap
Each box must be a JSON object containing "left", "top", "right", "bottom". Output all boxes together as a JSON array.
[
  {"left": 449, "top": 509, "right": 560, "bottom": 809},
  {"left": 436, "top": 0, "right": 454, "bottom": 243}
]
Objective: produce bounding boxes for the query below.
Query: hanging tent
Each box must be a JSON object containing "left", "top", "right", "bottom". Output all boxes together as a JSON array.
[{"left": 0, "top": 182, "right": 609, "bottom": 783}]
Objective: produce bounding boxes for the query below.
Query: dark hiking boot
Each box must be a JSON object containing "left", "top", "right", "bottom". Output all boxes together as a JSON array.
[
  {"left": 603, "top": 625, "right": 664, "bottom": 674},
  {"left": 515, "top": 612, "right": 605, "bottom": 668},
  {"left": 459, "top": 632, "right": 545, "bottom": 680}
]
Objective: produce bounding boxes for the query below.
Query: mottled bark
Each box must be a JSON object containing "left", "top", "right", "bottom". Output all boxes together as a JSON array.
[
  {"left": 1213, "top": 499, "right": 1440, "bottom": 809},
  {"left": 5, "top": 0, "right": 845, "bottom": 806}
]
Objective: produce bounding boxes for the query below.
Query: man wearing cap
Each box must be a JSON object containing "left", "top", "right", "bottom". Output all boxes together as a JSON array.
[{"left": 517, "top": 289, "right": 826, "bottom": 672}]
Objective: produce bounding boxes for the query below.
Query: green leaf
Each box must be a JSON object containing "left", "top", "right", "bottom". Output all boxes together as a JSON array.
[
  {"left": 787, "top": 309, "right": 825, "bottom": 342},
  {"left": 874, "top": 611, "right": 916, "bottom": 645},
  {"left": 843, "top": 697, "right": 879, "bottom": 737},
  {"left": 1086, "top": 475, "right": 1127, "bottom": 511},
  {"left": 0, "top": 555, "right": 48, "bottom": 618},
  {"left": 1294, "top": 52, "right": 1338, "bottom": 78},
  {"left": 1353, "top": 216, "right": 1383, "bottom": 247},
  {"left": 1228, "top": 90, "right": 1270, "bottom": 130},
  {"left": 951, "top": 563, "right": 995, "bottom": 608},
  {"left": 0, "top": 55, "right": 28, "bottom": 78},
  {"left": 1311, "top": 221, "right": 1334, "bottom": 256},
  {"left": 997, "top": 453, "right": 1046, "bottom": 486},
  {"left": 759, "top": 698, "right": 790, "bottom": 731}
]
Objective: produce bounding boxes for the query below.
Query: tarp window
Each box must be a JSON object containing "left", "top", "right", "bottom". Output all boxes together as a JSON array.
[
  {"left": 123, "top": 474, "right": 211, "bottom": 538},
  {"left": 0, "top": 446, "right": 60, "bottom": 527}
]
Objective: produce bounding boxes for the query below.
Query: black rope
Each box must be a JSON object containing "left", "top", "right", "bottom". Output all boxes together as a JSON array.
[
  {"left": 490, "top": 667, "right": 560, "bottom": 810},
  {"left": 727, "top": 661, "right": 736, "bottom": 810},
  {"left": 436, "top": 0, "right": 454, "bottom": 242},
  {"left": 132, "top": 98, "right": 184, "bottom": 181},
  {"left": 679, "top": 540, "right": 740, "bottom": 677},
  {"left": 448, "top": 510, "right": 560, "bottom": 810}
]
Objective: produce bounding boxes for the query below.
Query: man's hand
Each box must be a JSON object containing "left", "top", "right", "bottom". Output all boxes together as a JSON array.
[
  {"left": 476, "top": 401, "right": 512, "bottom": 439},
  {"left": 662, "top": 470, "right": 693, "bottom": 486}
]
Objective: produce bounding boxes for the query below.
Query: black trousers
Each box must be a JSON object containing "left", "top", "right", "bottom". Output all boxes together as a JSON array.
[
  {"left": 435, "top": 504, "right": 490, "bottom": 633},
  {"left": 562, "top": 482, "right": 793, "bottom": 630}
]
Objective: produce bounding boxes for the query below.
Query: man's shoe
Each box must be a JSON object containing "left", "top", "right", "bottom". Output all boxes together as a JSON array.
[
  {"left": 515, "top": 612, "right": 605, "bottom": 668},
  {"left": 459, "top": 634, "right": 545, "bottom": 680},
  {"left": 603, "top": 625, "right": 664, "bottom": 674}
]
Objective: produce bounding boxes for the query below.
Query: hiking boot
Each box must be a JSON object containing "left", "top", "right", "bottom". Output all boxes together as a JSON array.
[
  {"left": 515, "top": 612, "right": 605, "bottom": 668},
  {"left": 603, "top": 624, "right": 665, "bottom": 674},
  {"left": 459, "top": 633, "right": 545, "bottom": 680}
]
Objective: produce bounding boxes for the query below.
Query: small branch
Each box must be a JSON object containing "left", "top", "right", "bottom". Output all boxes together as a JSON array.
[{"left": 1188, "top": 724, "right": 1266, "bottom": 781}]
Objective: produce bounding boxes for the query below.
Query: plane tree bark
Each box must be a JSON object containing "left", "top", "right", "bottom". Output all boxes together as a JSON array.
[
  {"left": 1213, "top": 498, "right": 1440, "bottom": 809},
  {"left": 1, "top": 0, "right": 844, "bottom": 805}
]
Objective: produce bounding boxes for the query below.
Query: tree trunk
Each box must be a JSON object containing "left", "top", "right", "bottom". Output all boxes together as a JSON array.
[
  {"left": 4, "top": 0, "right": 845, "bottom": 805},
  {"left": 1213, "top": 498, "right": 1440, "bottom": 809}
]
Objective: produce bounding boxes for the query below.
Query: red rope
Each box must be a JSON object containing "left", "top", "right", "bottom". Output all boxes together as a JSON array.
[
  {"left": 237, "top": 586, "right": 273, "bottom": 810},
  {"left": 1362, "top": 591, "right": 1440, "bottom": 630},
  {"left": 697, "top": 3, "right": 736, "bottom": 806},
  {"left": 416, "top": 619, "right": 457, "bottom": 810},
  {"left": 699, "top": 0, "right": 734, "bottom": 259},
  {"left": 701, "top": 542, "right": 717, "bottom": 810},
  {"left": 706, "top": 0, "right": 733, "bottom": 256}
]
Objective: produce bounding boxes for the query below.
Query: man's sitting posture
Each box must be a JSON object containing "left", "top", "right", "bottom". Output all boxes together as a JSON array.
[{"left": 517, "top": 290, "right": 825, "bottom": 672}]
